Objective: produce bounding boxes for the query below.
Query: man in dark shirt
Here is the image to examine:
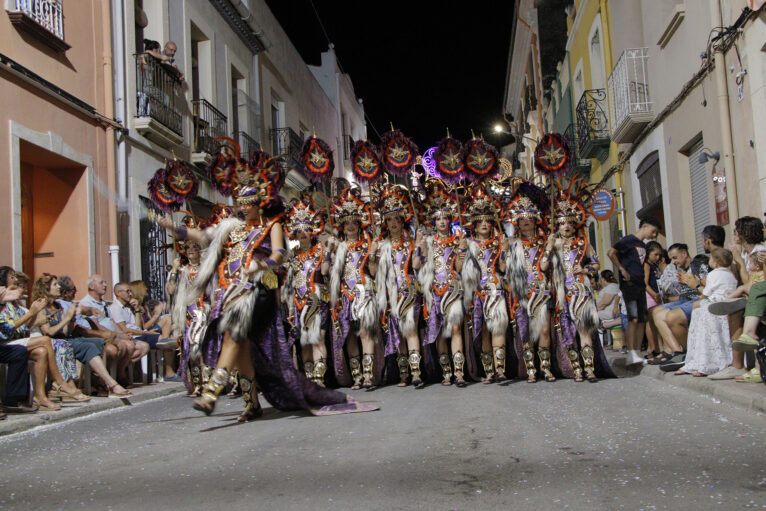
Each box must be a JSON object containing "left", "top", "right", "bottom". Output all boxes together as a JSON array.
[{"left": 607, "top": 217, "right": 661, "bottom": 365}]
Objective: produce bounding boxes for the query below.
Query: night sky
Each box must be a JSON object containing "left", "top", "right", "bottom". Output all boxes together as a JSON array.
[{"left": 264, "top": 0, "right": 516, "bottom": 152}]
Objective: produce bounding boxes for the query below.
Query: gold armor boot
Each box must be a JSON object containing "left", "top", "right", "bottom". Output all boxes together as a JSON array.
[
  {"left": 581, "top": 346, "right": 597, "bottom": 381},
  {"left": 480, "top": 351, "right": 494, "bottom": 383},
  {"left": 493, "top": 347, "right": 507, "bottom": 382},
  {"left": 313, "top": 358, "right": 328, "bottom": 387},
  {"left": 439, "top": 353, "right": 453, "bottom": 385},
  {"left": 538, "top": 347, "right": 555, "bottom": 382},
  {"left": 453, "top": 352, "right": 467, "bottom": 387},
  {"left": 349, "top": 356, "right": 362, "bottom": 389},
  {"left": 409, "top": 351, "right": 424, "bottom": 389},
  {"left": 522, "top": 343, "right": 537, "bottom": 383},
  {"left": 192, "top": 367, "right": 229, "bottom": 415},
  {"left": 567, "top": 347, "right": 584, "bottom": 382},
  {"left": 189, "top": 364, "right": 202, "bottom": 396},
  {"left": 201, "top": 365, "right": 212, "bottom": 386},
  {"left": 397, "top": 353, "right": 410, "bottom": 386},
  {"left": 237, "top": 375, "right": 263, "bottom": 423},
  {"left": 303, "top": 360, "right": 315, "bottom": 380},
  {"left": 361, "top": 353, "right": 375, "bottom": 389}
]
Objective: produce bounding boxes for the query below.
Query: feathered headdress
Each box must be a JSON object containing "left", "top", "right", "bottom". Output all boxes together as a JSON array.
[
  {"left": 147, "top": 160, "right": 199, "bottom": 212},
  {"left": 284, "top": 198, "right": 325, "bottom": 240},
  {"left": 534, "top": 132, "right": 572, "bottom": 177},
  {"left": 462, "top": 137, "right": 500, "bottom": 183},
  {"left": 298, "top": 136, "right": 335, "bottom": 183},
  {"left": 434, "top": 136, "right": 465, "bottom": 184},
  {"left": 379, "top": 129, "right": 419, "bottom": 177},
  {"left": 377, "top": 184, "right": 414, "bottom": 223},
  {"left": 173, "top": 214, "right": 200, "bottom": 255},
  {"left": 506, "top": 181, "right": 549, "bottom": 226},
  {"left": 464, "top": 184, "right": 501, "bottom": 224},
  {"left": 552, "top": 177, "right": 591, "bottom": 228},
  {"left": 350, "top": 140, "right": 384, "bottom": 184},
  {"left": 420, "top": 179, "right": 459, "bottom": 223},
  {"left": 330, "top": 187, "right": 370, "bottom": 229},
  {"left": 207, "top": 138, "right": 284, "bottom": 209}
]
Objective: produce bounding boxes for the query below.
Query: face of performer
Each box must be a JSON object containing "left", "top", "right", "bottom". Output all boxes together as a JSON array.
[
  {"left": 518, "top": 217, "right": 536, "bottom": 235},
  {"left": 435, "top": 214, "right": 451, "bottom": 236},
  {"left": 476, "top": 219, "right": 492, "bottom": 238},
  {"left": 297, "top": 230, "right": 312, "bottom": 248},
  {"left": 557, "top": 220, "right": 575, "bottom": 237},
  {"left": 386, "top": 215, "right": 403, "bottom": 236},
  {"left": 343, "top": 220, "right": 359, "bottom": 239},
  {"left": 186, "top": 243, "right": 201, "bottom": 264}
]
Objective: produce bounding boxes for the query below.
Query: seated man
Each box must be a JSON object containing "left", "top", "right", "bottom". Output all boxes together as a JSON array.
[
  {"left": 110, "top": 282, "right": 179, "bottom": 382},
  {"left": 80, "top": 274, "right": 149, "bottom": 383},
  {"left": 653, "top": 244, "right": 709, "bottom": 371}
]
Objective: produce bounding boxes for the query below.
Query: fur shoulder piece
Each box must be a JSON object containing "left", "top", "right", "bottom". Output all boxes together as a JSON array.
[
  {"left": 186, "top": 218, "right": 242, "bottom": 306},
  {"left": 330, "top": 241, "right": 349, "bottom": 307},
  {"left": 418, "top": 236, "right": 435, "bottom": 311},
  {"left": 462, "top": 239, "right": 481, "bottom": 309},
  {"left": 506, "top": 238, "right": 529, "bottom": 308},
  {"left": 375, "top": 239, "right": 394, "bottom": 316},
  {"left": 550, "top": 238, "right": 568, "bottom": 311}
]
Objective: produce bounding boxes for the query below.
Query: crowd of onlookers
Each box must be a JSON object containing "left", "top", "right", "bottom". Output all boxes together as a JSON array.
[
  {"left": 600, "top": 216, "right": 766, "bottom": 384},
  {"left": 0, "top": 268, "right": 177, "bottom": 419}
]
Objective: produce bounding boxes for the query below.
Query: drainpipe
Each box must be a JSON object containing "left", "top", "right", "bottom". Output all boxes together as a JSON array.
[
  {"left": 711, "top": 0, "right": 739, "bottom": 223},
  {"left": 103, "top": 0, "right": 120, "bottom": 288},
  {"left": 111, "top": 0, "right": 128, "bottom": 289}
]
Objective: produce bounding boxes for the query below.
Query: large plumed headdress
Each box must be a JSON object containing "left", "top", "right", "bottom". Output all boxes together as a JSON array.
[
  {"left": 434, "top": 136, "right": 465, "bottom": 184},
  {"left": 147, "top": 160, "right": 199, "bottom": 212},
  {"left": 284, "top": 198, "right": 325, "bottom": 240},
  {"left": 464, "top": 184, "right": 501, "bottom": 224},
  {"left": 462, "top": 136, "right": 500, "bottom": 183},
  {"left": 377, "top": 184, "right": 413, "bottom": 222},
  {"left": 534, "top": 132, "right": 572, "bottom": 178},
  {"left": 506, "top": 181, "right": 549, "bottom": 226},
  {"left": 420, "top": 179, "right": 458, "bottom": 223},
  {"left": 330, "top": 187, "right": 370, "bottom": 229},
  {"left": 350, "top": 140, "right": 384, "bottom": 184},
  {"left": 379, "top": 129, "right": 419, "bottom": 177},
  {"left": 298, "top": 136, "right": 335, "bottom": 183},
  {"left": 552, "top": 177, "right": 591, "bottom": 228}
]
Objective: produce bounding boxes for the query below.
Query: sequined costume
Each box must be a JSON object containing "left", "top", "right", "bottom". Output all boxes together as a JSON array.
[{"left": 172, "top": 260, "right": 212, "bottom": 393}]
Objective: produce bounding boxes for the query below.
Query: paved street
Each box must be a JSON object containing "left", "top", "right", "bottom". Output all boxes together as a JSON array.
[{"left": 0, "top": 375, "right": 764, "bottom": 510}]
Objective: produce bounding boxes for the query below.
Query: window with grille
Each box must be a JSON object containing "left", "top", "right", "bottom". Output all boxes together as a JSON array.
[{"left": 636, "top": 151, "right": 661, "bottom": 208}]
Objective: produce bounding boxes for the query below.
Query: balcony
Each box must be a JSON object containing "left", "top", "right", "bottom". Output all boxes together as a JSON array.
[
  {"left": 564, "top": 123, "right": 591, "bottom": 180},
  {"left": 134, "top": 53, "right": 183, "bottom": 148},
  {"left": 235, "top": 130, "right": 260, "bottom": 159},
  {"left": 576, "top": 89, "right": 611, "bottom": 162},
  {"left": 269, "top": 127, "right": 303, "bottom": 170},
  {"left": 192, "top": 99, "right": 228, "bottom": 165},
  {"left": 7, "top": 0, "right": 69, "bottom": 52},
  {"left": 608, "top": 48, "right": 653, "bottom": 144},
  {"left": 342, "top": 134, "right": 354, "bottom": 161}
]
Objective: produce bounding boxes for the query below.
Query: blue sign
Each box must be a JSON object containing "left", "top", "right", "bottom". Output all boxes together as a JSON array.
[{"left": 591, "top": 188, "right": 615, "bottom": 220}]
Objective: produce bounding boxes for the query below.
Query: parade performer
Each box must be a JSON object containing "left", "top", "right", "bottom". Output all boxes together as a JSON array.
[
  {"left": 282, "top": 198, "right": 332, "bottom": 387},
  {"left": 418, "top": 181, "right": 469, "bottom": 386},
  {"left": 328, "top": 187, "right": 380, "bottom": 389},
  {"left": 462, "top": 185, "right": 511, "bottom": 383},
  {"left": 505, "top": 182, "right": 556, "bottom": 383},
  {"left": 375, "top": 184, "right": 424, "bottom": 388},
  {"left": 166, "top": 215, "right": 212, "bottom": 396},
  {"left": 549, "top": 179, "right": 615, "bottom": 381},
  {"left": 160, "top": 145, "right": 375, "bottom": 421}
]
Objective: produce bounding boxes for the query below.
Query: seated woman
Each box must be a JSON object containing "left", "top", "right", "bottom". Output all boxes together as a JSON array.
[
  {"left": 0, "top": 268, "right": 84, "bottom": 410},
  {"left": 596, "top": 270, "right": 620, "bottom": 325},
  {"left": 128, "top": 280, "right": 177, "bottom": 380},
  {"left": 30, "top": 274, "right": 131, "bottom": 397}
]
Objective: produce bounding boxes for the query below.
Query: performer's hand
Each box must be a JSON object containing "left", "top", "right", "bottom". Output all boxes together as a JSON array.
[
  {"left": 415, "top": 228, "right": 425, "bottom": 249},
  {"left": 158, "top": 215, "right": 174, "bottom": 230},
  {"left": 545, "top": 236, "right": 555, "bottom": 250},
  {"left": 172, "top": 257, "right": 181, "bottom": 270},
  {"left": 572, "top": 264, "right": 583, "bottom": 275},
  {"left": 459, "top": 238, "right": 468, "bottom": 250}
]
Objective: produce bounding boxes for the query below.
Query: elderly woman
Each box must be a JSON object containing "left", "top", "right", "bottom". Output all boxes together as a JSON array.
[
  {"left": 31, "top": 274, "right": 131, "bottom": 398},
  {"left": 128, "top": 280, "right": 177, "bottom": 380}
]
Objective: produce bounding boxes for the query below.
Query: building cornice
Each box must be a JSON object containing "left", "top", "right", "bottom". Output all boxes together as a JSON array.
[
  {"left": 565, "top": 0, "right": 587, "bottom": 52},
  {"left": 209, "top": 0, "right": 266, "bottom": 54}
]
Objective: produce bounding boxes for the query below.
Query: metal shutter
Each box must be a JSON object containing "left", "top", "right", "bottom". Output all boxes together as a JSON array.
[{"left": 688, "top": 140, "right": 710, "bottom": 253}]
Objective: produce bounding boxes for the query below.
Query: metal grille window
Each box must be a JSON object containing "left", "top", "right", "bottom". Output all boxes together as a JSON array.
[
  {"left": 687, "top": 140, "right": 711, "bottom": 253},
  {"left": 139, "top": 197, "right": 168, "bottom": 302},
  {"left": 637, "top": 151, "right": 661, "bottom": 208}
]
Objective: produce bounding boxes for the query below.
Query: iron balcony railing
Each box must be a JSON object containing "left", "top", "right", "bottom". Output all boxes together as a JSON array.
[
  {"left": 235, "top": 130, "right": 260, "bottom": 159},
  {"left": 576, "top": 89, "right": 611, "bottom": 161},
  {"left": 14, "top": 0, "right": 64, "bottom": 40},
  {"left": 343, "top": 134, "right": 354, "bottom": 160},
  {"left": 269, "top": 127, "right": 303, "bottom": 169},
  {"left": 608, "top": 47, "right": 653, "bottom": 142},
  {"left": 192, "top": 99, "right": 228, "bottom": 155},
  {"left": 135, "top": 53, "right": 183, "bottom": 135},
  {"left": 564, "top": 123, "right": 592, "bottom": 178}
]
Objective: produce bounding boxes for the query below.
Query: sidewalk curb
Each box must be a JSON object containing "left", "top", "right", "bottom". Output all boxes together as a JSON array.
[
  {"left": 0, "top": 383, "right": 186, "bottom": 437},
  {"left": 609, "top": 353, "right": 766, "bottom": 414}
]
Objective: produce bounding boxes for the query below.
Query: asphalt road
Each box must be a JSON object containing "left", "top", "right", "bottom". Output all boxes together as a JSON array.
[{"left": 0, "top": 375, "right": 764, "bottom": 510}]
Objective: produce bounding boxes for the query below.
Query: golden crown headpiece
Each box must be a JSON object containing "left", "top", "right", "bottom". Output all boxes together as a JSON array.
[
  {"left": 330, "top": 187, "right": 370, "bottom": 229},
  {"left": 552, "top": 177, "right": 590, "bottom": 227},
  {"left": 464, "top": 184, "right": 501, "bottom": 224},
  {"left": 377, "top": 184, "right": 413, "bottom": 222},
  {"left": 285, "top": 198, "right": 325, "bottom": 240},
  {"left": 420, "top": 179, "right": 458, "bottom": 223}
]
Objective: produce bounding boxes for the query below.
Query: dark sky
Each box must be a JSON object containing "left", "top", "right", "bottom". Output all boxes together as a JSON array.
[{"left": 264, "top": 0, "right": 516, "bottom": 152}]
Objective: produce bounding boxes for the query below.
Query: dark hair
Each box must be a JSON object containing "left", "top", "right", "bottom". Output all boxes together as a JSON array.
[
  {"left": 667, "top": 243, "right": 688, "bottom": 255},
  {"left": 0, "top": 266, "right": 15, "bottom": 287},
  {"left": 734, "top": 216, "right": 765, "bottom": 245},
  {"left": 57, "top": 275, "right": 75, "bottom": 292},
  {"left": 639, "top": 217, "right": 661, "bottom": 229},
  {"left": 661, "top": 249, "right": 670, "bottom": 265},
  {"left": 701, "top": 225, "right": 725, "bottom": 247},
  {"left": 599, "top": 269, "right": 617, "bottom": 284},
  {"left": 143, "top": 38, "right": 161, "bottom": 52},
  {"left": 645, "top": 241, "right": 663, "bottom": 255}
]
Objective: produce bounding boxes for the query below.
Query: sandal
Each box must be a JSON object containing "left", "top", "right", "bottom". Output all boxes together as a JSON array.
[
  {"left": 108, "top": 382, "right": 133, "bottom": 398},
  {"left": 674, "top": 369, "right": 690, "bottom": 375},
  {"left": 647, "top": 352, "right": 672, "bottom": 365},
  {"left": 735, "top": 368, "right": 762, "bottom": 383},
  {"left": 51, "top": 382, "right": 91, "bottom": 402},
  {"left": 32, "top": 397, "right": 61, "bottom": 411},
  {"left": 645, "top": 350, "right": 661, "bottom": 361}
]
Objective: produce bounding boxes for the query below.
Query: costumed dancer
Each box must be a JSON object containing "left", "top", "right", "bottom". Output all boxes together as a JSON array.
[
  {"left": 549, "top": 179, "right": 615, "bottom": 381},
  {"left": 375, "top": 184, "right": 424, "bottom": 388},
  {"left": 418, "top": 181, "right": 469, "bottom": 387},
  {"left": 505, "top": 183, "right": 556, "bottom": 382},
  {"left": 282, "top": 198, "right": 332, "bottom": 387},
  {"left": 462, "top": 185, "right": 511, "bottom": 383},
  {"left": 160, "top": 144, "right": 375, "bottom": 421},
  {"left": 328, "top": 187, "right": 381, "bottom": 390},
  {"left": 166, "top": 215, "right": 211, "bottom": 396}
]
